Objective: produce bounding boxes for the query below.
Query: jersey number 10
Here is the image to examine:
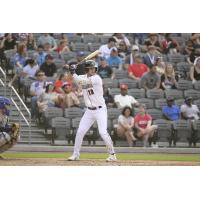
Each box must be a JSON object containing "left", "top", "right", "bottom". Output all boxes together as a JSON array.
[{"left": 87, "top": 89, "right": 94, "bottom": 95}]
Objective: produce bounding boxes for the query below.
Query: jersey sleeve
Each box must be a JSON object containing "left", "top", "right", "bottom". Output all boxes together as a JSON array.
[{"left": 130, "top": 96, "right": 138, "bottom": 104}]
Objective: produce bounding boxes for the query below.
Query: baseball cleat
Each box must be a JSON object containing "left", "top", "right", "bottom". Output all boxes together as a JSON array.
[
  {"left": 106, "top": 154, "right": 117, "bottom": 162},
  {"left": 67, "top": 155, "right": 79, "bottom": 161}
]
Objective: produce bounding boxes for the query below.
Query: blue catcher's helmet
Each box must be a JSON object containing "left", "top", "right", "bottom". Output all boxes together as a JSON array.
[{"left": 0, "top": 96, "right": 11, "bottom": 116}]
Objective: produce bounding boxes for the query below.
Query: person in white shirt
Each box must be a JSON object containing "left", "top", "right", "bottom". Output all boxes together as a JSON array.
[
  {"left": 114, "top": 84, "right": 139, "bottom": 109},
  {"left": 68, "top": 60, "right": 116, "bottom": 162},
  {"left": 99, "top": 37, "right": 116, "bottom": 59}
]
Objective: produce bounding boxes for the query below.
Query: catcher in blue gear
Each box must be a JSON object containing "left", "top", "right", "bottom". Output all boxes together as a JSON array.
[{"left": 0, "top": 97, "right": 20, "bottom": 157}]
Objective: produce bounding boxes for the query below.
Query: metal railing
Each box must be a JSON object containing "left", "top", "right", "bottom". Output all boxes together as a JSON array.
[{"left": 0, "top": 66, "right": 32, "bottom": 144}]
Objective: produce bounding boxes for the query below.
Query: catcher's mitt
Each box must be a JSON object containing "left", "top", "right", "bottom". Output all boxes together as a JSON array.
[{"left": 10, "top": 123, "right": 20, "bottom": 140}]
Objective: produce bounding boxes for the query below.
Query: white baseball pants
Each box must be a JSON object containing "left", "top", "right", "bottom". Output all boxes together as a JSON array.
[{"left": 72, "top": 106, "right": 115, "bottom": 157}]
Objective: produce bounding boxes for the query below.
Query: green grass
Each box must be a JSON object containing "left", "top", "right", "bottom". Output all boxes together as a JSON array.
[{"left": 2, "top": 152, "right": 200, "bottom": 162}]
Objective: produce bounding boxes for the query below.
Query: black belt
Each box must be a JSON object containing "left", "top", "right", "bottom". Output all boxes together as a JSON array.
[{"left": 87, "top": 106, "right": 102, "bottom": 110}]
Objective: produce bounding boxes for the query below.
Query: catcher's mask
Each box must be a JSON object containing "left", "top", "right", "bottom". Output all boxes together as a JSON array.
[
  {"left": 84, "top": 60, "right": 98, "bottom": 73},
  {"left": 0, "top": 97, "right": 11, "bottom": 116}
]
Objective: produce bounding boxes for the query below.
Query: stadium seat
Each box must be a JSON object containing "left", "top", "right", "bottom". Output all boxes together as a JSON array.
[
  {"left": 103, "top": 78, "right": 119, "bottom": 88},
  {"left": 165, "top": 89, "right": 183, "bottom": 99},
  {"left": 172, "top": 120, "right": 192, "bottom": 145},
  {"left": 194, "top": 81, "right": 200, "bottom": 90},
  {"left": 64, "top": 107, "right": 84, "bottom": 119},
  {"left": 146, "top": 109, "right": 163, "bottom": 120},
  {"left": 176, "top": 62, "right": 191, "bottom": 79},
  {"left": 154, "top": 98, "right": 168, "bottom": 109},
  {"left": 113, "top": 69, "right": 129, "bottom": 79},
  {"left": 71, "top": 117, "right": 82, "bottom": 144},
  {"left": 83, "top": 35, "right": 100, "bottom": 44},
  {"left": 53, "top": 59, "right": 66, "bottom": 69},
  {"left": 107, "top": 108, "right": 121, "bottom": 120},
  {"left": 68, "top": 35, "right": 82, "bottom": 43},
  {"left": 177, "top": 80, "right": 193, "bottom": 90},
  {"left": 174, "top": 98, "right": 185, "bottom": 107},
  {"left": 49, "top": 51, "right": 60, "bottom": 59},
  {"left": 146, "top": 89, "right": 164, "bottom": 99},
  {"left": 51, "top": 117, "right": 71, "bottom": 144},
  {"left": 27, "top": 50, "right": 36, "bottom": 58},
  {"left": 137, "top": 98, "right": 154, "bottom": 109},
  {"left": 192, "top": 120, "right": 200, "bottom": 146},
  {"left": 194, "top": 99, "right": 200, "bottom": 109},
  {"left": 153, "top": 119, "right": 173, "bottom": 145},
  {"left": 99, "top": 35, "right": 111, "bottom": 44},
  {"left": 119, "top": 78, "right": 138, "bottom": 89},
  {"left": 61, "top": 52, "right": 77, "bottom": 62},
  {"left": 128, "top": 88, "right": 145, "bottom": 99},
  {"left": 23, "top": 78, "right": 35, "bottom": 103},
  {"left": 167, "top": 54, "right": 186, "bottom": 64},
  {"left": 88, "top": 43, "right": 101, "bottom": 52},
  {"left": 70, "top": 42, "right": 89, "bottom": 52},
  {"left": 184, "top": 89, "right": 200, "bottom": 100},
  {"left": 109, "top": 88, "right": 121, "bottom": 97}
]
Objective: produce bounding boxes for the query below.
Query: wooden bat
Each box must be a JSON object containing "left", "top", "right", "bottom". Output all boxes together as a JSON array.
[{"left": 81, "top": 50, "right": 100, "bottom": 62}]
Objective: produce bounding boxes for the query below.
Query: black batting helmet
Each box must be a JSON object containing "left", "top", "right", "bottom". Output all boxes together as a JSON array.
[{"left": 84, "top": 60, "right": 98, "bottom": 73}]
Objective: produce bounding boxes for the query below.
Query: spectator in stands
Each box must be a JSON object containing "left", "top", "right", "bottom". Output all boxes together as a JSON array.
[
  {"left": 154, "top": 56, "right": 165, "bottom": 75},
  {"left": 181, "top": 97, "right": 200, "bottom": 120},
  {"left": 40, "top": 54, "right": 57, "bottom": 77},
  {"left": 187, "top": 45, "right": 200, "bottom": 64},
  {"left": 190, "top": 57, "right": 200, "bottom": 84},
  {"left": 143, "top": 45, "right": 160, "bottom": 68},
  {"left": 184, "top": 39, "right": 194, "bottom": 56},
  {"left": 140, "top": 65, "right": 161, "bottom": 90},
  {"left": 34, "top": 45, "right": 47, "bottom": 66},
  {"left": 99, "top": 37, "right": 116, "bottom": 59},
  {"left": 191, "top": 34, "right": 200, "bottom": 47},
  {"left": 103, "top": 87, "right": 114, "bottom": 108},
  {"left": 128, "top": 54, "right": 149, "bottom": 81},
  {"left": 56, "top": 40, "right": 70, "bottom": 54},
  {"left": 26, "top": 33, "right": 37, "bottom": 50},
  {"left": 114, "top": 84, "right": 139, "bottom": 110},
  {"left": 112, "top": 33, "right": 131, "bottom": 48},
  {"left": 107, "top": 47, "right": 123, "bottom": 69},
  {"left": 54, "top": 73, "right": 71, "bottom": 94},
  {"left": 118, "top": 41, "right": 130, "bottom": 62},
  {"left": 160, "top": 63, "right": 178, "bottom": 90},
  {"left": 37, "top": 82, "right": 59, "bottom": 113},
  {"left": 116, "top": 106, "right": 137, "bottom": 147},
  {"left": 125, "top": 45, "right": 140, "bottom": 69},
  {"left": 144, "top": 33, "right": 162, "bottom": 53},
  {"left": 134, "top": 104, "right": 158, "bottom": 147},
  {"left": 38, "top": 33, "right": 57, "bottom": 51},
  {"left": 8, "top": 43, "right": 27, "bottom": 86},
  {"left": 30, "top": 70, "right": 46, "bottom": 119},
  {"left": 57, "top": 82, "right": 80, "bottom": 108},
  {"left": 162, "top": 97, "right": 181, "bottom": 121},
  {"left": 98, "top": 57, "right": 114, "bottom": 79},
  {"left": 0, "top": 33, "right": 17, "bottom": 51},
  {"left": 161, "top": 33, "right": 180, "bottom": 54},
  {"left": 43, "top": 42, "right": 52, "bottom": 53}
]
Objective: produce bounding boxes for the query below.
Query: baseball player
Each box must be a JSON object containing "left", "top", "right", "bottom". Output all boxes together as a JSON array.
[
  {"left": 68, "top": 60, "right": 117, "bottom": 161},
  {"left": 0, "top": 97, "right": 20, "bottom": 156}
]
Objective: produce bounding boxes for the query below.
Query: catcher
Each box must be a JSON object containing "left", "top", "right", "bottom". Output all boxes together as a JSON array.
[{"left": 0, "top": 97, "right": 20, "bottom": 157}]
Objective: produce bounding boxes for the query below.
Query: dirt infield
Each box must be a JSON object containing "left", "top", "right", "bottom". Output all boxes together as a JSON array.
[{"left": 0, "top": 158, "right": 200, "bottom": 166}]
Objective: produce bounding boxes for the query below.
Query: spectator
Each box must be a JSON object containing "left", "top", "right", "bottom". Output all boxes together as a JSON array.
[
  {"left": 57, "top": 82, "right": 80, "bottom": 108},
  {"left": 40, "top": 54, "right": 57, "bottom": 77},
  {"left": 160, "top": 63, "right": 178, "bottom": 89},
  {"left": 26, "top": 33, "right": 37, "bottom": 50},
  {"left": 162, "top": 97, "right": 181, "bottom": 121},
  {"left": 99, "top": 37, "right": 116, "bottom": 59},
  {"left": 43, "top": 42, "right": 52, "bottom": 53},
  {"left": 103, "top": 87, "right": 114, "bottom": 108},
  {"left": 140, "top": 65, "right": 161, "bottom": 90},
  {"left": 54, "top": 73, "right": 71, "bottom": 94},
  {"left": 98, "top": 57, "right": 114, "bottom": 79},
  {"left": 187, "top": 45, "right": 200, "bottom": 64},
  {"left": 116, "top": 106, "right": 136, "bottom": 147},
  {"left": 8, "top": 43, "right": 27, "bottom": 86},
  {"left": 56, "top": 40, "right": 70, "bottom": 54},
  {"left": 107, "top": 47, "right": 123, "bottom": 69},
  {"left": 114, "top": 84, "right": 139, "bottom": 109},
  {"left": 118, "top": 41, "right": 129, "bottom": 62},
  {"left": 181, "top": 97, "right": 200, "bottom": 120},
  {"left": 30, "top": 71, "right": 46, "bottom": 119},
  {"left": 190, "top": 57, "right": 200, "bottom": 84},
  {"left": 128, "top": 54, "right": 149, "bottom": 81},
  {"left": 134, "top": 104, "right": 158, "bottom": 147},
  {"left": 190, "top": 34, "right": 200, "bottom": 47},
  {"left": 38, "top": 33, "right": 57, "bottom": 51},
  {"left": 34, "top": 45, "right": 47, "bottom": 66},
  {"left": 37, "top": 82, "right": 59, "bottom": 113},
  {"left": 144, "top": 33, "right": 162, "bottom": 53},
  {"left": 184, "top": 39, "right": 194, "bottom": 56},
  {"left": 112, "top": 33, "right": 131, "bottom": 48},
  {"left": 0, "top": 33, "right": 17, "bottom": 51},
  {"left": 154, "top": 57, "right": 165, "bottom": 75},
  {"left": 125, "top": 45, "right": 140, "bottom": 69}
]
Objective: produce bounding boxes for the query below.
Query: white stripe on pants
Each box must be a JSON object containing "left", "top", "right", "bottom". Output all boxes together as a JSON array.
[{"left": 73, "top": 106, "right": 115, "bottom": 157}]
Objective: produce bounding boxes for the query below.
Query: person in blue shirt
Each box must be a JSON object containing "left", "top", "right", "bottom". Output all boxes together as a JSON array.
[
  {"left": 34, "top": 45, "right": 47, "bottom": 67},
  {"left": 106, "top": 47, "right": 123, "bottom": 69},
  {"left": 162, "top": 97, "right": 180, "bottom": 121}
]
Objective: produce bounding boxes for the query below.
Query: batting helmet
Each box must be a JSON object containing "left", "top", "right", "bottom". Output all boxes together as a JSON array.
[{"left": 84, "top": 60, "right": 98, "bottom": 73}]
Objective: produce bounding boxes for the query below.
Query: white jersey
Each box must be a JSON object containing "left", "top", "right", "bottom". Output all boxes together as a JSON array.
[{"left": 73, "top": 74, "right": 106, "bottom": 108}]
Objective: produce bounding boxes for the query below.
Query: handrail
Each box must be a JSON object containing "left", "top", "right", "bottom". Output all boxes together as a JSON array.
[
  {"left": 0, "top": 67, "right": 6, "bottom": 78},
  {"left": 0, "top": 66, "right": 6, "bottom": 96}
]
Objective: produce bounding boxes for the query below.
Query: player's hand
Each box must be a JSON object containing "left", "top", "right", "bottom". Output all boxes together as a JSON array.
[{"left": 69, "top": 64, "right": 77, "bottom": 75}]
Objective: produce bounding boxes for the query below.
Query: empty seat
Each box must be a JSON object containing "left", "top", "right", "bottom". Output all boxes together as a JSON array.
[
  {"left": 61, "top": 52, "right": 77, "bottom": 62},
  {"left": 176, "top": 62, "right": 191, "bottom": 78},
  {"left": 109, "top": 88, "right": 120, "bottom": 97},
  {"left": 155, "top": 98, "right": 168, "bottom": 109},
  {"left": 192, "top": 120, "right": 200, "bottom": 145},
  {"left": 99, "top": 35, "right": 111, "bottom": 44},
  {"left": 146, "top": 89, "right": 164, "bottom": 99},
  {"left": 128, "top": 88, "right": 145, "bottom": 99},
  {"left": 68, "top": 35, "right": 82, "bottom": 43},
  {"left": 137, "top": 98, "right": 154, "bottom": 109},
  {"left": 165, "top": 89, "right": 183, "bottom": 99},
  {"left": 113, "top": 69, "right": 128, "bottom": 79},
  {"left": 177, "top": 80, "right": 193, "bottom": 90},
  {"left": 172, "top": 119, "right": 192, "bottom": 144},
  {"left": 107, "top": 108, "right": 121, "bottom": 120},
  {"left": 184, "top": 89, "right": 200, "bottom": 100},
  {"left": 54, "top": 59, "right": 65, "bottom": 69},
  {"left": 167, "top": 54, "right": 186, "bottom": 64},
  {"left": 119, "top": 78, "right": 138, "bottom": 89},
  {"left": 153, "top": 119, "right": 173, "bottom": 144},
  {"left": 51, "top": 117, "right": 71, "bottom": 144},
  {"left": 64, "top": 107, "right": 84, "bottom": 119},
  {"left": 174, "top": 99, "right": 185, "bottom": 107},
  {"left": 103, "top": 78, "right": 119, "bottom": 88},
  {"left": 88, "top": 43, "right": 101, "bottom": 52},
  {"left": 194, "top": 81, "right": 200, "bottom": 90},
  {"left": 71, "top": 42, "right": 89, "bottom": 52},
  {"left": 147, "top": 109, "right": 163, "bottom": 120},
  {"left": 194, "top": 99, "right": 200, "bottom": 109},
  {"left": 83, "top": 35, "right": 99, "bottom": 44},
  {"left": 49, "top": 51, "right": 60, "bottom": 59}
]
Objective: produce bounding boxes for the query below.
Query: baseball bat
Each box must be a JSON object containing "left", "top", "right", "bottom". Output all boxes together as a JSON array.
[{"left": 80, "top": 50, "right": 100, "bottom": 63}]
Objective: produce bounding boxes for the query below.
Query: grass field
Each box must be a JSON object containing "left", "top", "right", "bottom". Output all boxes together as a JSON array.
[{"left": 2, "top": 152, "right": 200, "bottom": 162}]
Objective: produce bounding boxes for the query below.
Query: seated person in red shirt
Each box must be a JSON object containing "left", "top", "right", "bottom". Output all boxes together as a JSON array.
[
  {"left": 134, "top": 104, "right": 158, "bottom": 147},
  {"left": 128, "top": 54, "right": 149, "bottom": 81}
]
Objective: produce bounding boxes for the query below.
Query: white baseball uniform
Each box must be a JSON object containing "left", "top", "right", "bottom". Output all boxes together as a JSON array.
[{"left": 71, "top": 73, "right": 115, "bottom": 157}]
